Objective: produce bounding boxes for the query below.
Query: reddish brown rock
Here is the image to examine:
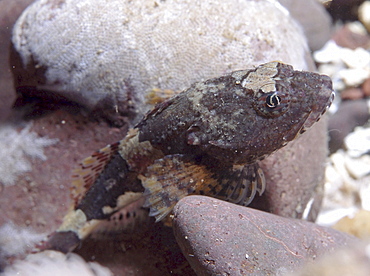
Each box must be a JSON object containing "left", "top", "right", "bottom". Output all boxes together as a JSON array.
[
  {"left": 332, "top": 24, "right": 370, "bottom": 50},
  {"left": 0, "top": 0, "right": 34, "bottom": 122},
  {"left": 172, "top": 196, "right": 358, "bottom": 276},
  {"left": 361, "top": 77, "right": 370, "bottom": 97},
  {"left": 328, "top": 99, "right": 370, "bottom": 153},
  {"left": 341, "top": 87, "right": 365, "bottom": 100}
]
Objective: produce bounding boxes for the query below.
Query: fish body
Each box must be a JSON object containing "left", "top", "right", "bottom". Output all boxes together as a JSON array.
[{"left": 44, "top": 62, "right": 334, "bottom": 252}]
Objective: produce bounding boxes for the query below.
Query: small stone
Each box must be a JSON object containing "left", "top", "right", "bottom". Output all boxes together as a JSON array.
[
  {"left": 345, "top": 126, "right": 370, "bottom": 158},
  {"left": 342, "top": 127, "right": 370, "bottom": 179},
  {"left": 333, "top": 209, "right": 370, "bottom": 239},
  {"left": 289, "top": 241, "right": 370, "bottom": 276},
  {"left": 332, "top": 22, "right": 370, "bottom": 50},
  {"left": 339, "top": 68, "right": 369, "bottom": 88},
  {"left": 341, "top": 87, "right": 364, "bottom": 100},
  {"left": 361, "top": 77, "right": 370, "bottom": 96},
  {"left": 314, "top": 40, "right": 343, "bottom": 64},
  {"left": 279, "top": 0, "right": 332, "bottom": 51},
  {"left": 328, "top": 99, "right": 370, "bottom": 153},
  {"left": 173, "top": 196, "right": 358, "bottom": 276},
  {"left": 340, "top": 47, "right": 370, "bottom": 69},
  {"left": 359, "top": 1, "right": 370, "bottom": 33}
]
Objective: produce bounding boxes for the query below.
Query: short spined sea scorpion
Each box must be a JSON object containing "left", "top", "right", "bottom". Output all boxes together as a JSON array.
[{"left": 44, "top": 62, "right": 334, "bottom": 252}]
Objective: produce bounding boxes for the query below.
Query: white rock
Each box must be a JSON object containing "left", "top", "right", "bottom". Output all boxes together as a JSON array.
[
  {"left": 345, "top": 154, "right": 370, "bottom": 179},
  {"left": 359, "top": 1, "right": 370, "bottom": 33},
  {"left": 2, "top": 250, "right": 112, "bottom": 276},
  {"left": 347, "top": 21, "right": 368, "bottom": 36},
  {"left": 345, "top": 127, "right": 370, "bottom": 158},
  {"left": 314, "top": 38, "right": 370, "bottom": 91},
  {"left": 360, "top": 178, "right": 370, "bottom": 210},
  {"left": 11, "top": 0, "right": 311, "bottom": 121},
  {"left": 339, "top": 68, "right": 370, "bottom": 87},
  {"left": 340, "top": 47, "right": 370, "bottom": 69},
  {"left": 318, "top": 126, "right": 370, "bottom": 226},
  {"left": 314, "top": 40, "right": 343, "bottom": 64}
]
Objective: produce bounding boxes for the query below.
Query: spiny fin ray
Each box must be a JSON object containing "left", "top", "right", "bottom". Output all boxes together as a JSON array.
[
  {"left": 71, "top": 142, "right": 120, "bottom": 207},
  {"left": 213, "top": 163, "right": 266, "bottom": 206}
]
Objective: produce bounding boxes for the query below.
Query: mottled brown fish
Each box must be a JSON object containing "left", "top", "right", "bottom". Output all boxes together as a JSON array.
[{"left": 43, "top": 61, "right": 334, "bottom": 252}]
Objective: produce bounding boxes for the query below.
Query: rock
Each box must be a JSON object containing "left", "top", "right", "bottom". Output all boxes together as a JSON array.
[
  {"left": 328, "top": 99, "right": 370, "bottom": 153},
  {"left": 0, "top": 0, "right": 34, "bottom": 122},
  {"left": 340, "top": 47, "right": 370, "bottom": 70},
  {"left": 341, "top": 87, "right": 365, "bottom": 100},
  {"left": 332, "top": 22, "right": 370, "bottom": 50},
  {"left": 10, "top": 0, "right": 311, "bottom": 125},
  {"left": 345, "top": 126, "right": 370, "bottom": 158},
  {"left": 339, "top": 68, "right": 369, "bottom": 87},
  {"left": 333, "top": 209, "right": 370, "bottom": 239},
  {"left": 2, "top": 250, "right": 113, "bottom": 276},
  {"left": 279, "top": 0, "right": 332, "bottom": 51},
  {"left": 289, "top": 241, "right": 370, "bottom": 276},
  {"left": 314, "top": 40, "right": 344, "bottom": 64},
  {"left": 314, "top": 32, "right": 370, "bottom": 92},
  {"left": 359, "top": 1, "right": 370, "bottom": 32},
  {"left": 317, "top": 145, "right": 370, "bottom": 227},
  {"left": 172, "top": 196, "right": 358, "bottom": 276},
  {"left": 361, "top": 77, "right": 370, "bottom": 96}
]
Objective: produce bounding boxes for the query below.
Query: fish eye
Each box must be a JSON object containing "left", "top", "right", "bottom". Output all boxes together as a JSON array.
[
  {"left": 254, "top": 90, "right": 290, "bottom": 118},
  {"left": 266, "top": 92, "right": 281, "bottom": 108}
]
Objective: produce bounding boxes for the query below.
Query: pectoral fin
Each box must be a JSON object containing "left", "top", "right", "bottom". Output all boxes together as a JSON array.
[
  {"left": 214, "top": 163, "right": 266, "bottom": 206},
  {"left": 138, "top": 154, "right": 220, "bottom": 222},
  {"left": 139, "top": 155, "right": 266, "bottom": 222}
]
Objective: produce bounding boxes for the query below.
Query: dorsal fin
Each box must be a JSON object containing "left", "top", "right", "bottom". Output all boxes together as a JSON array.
[{"left": 71, "top": 142, "right": 120, "bottom": 206}]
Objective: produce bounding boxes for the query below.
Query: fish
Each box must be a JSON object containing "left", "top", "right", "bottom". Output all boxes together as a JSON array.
[{"left": 41, "top": 61, "right": 334, "bottom": 253}]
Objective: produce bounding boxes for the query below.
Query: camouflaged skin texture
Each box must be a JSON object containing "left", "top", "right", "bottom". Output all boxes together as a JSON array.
[{"left": 43, "top": 62, "right": 334, "bottom": 253}]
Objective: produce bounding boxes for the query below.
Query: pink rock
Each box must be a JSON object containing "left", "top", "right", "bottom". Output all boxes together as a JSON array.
[
  {"left": 173, "top": 196, "right": 358, "bottom": 276},
  {"left": 341, "top": 87, "right": 365, "bottom": 100},
  {"left": 361, "top": 77, "right": 370, "bottom": 97},
  {"left": 332, "top": 24, "right": 370, "bottom": 50},
  {"left": 328, "top": 99, "right": 370, "bottom": 153}
]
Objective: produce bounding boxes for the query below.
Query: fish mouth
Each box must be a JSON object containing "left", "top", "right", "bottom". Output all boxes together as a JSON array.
[{"left": 299, "top": 91, "right": 335, "bottom": 134}]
